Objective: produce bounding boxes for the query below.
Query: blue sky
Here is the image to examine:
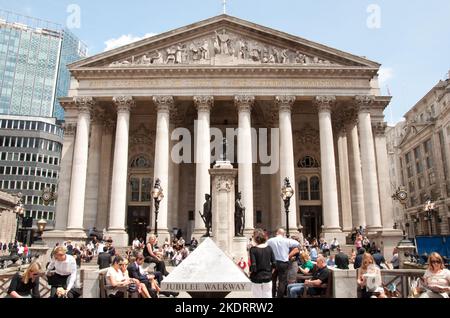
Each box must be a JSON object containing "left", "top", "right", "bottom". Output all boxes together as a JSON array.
[{"left": 1, "top": 0, "right": 449, "bottom": 125}]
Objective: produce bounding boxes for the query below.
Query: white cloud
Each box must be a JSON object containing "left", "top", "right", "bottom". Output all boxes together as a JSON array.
[
  {"left": 378, "top": 67, "right": 394, "bottom": 86},
  {"left": 103, "top": 33, "right": 156, "bottom": 52}
]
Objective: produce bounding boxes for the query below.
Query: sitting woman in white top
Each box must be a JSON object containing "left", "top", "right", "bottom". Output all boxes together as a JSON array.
[
  {"left": 46, "top": 246, "right": 79, "bottom": 298},
  {"left": 416, "top": 252, "right": 450, "bottom": 298},
  {"left": 106, "top": 256, "right": 132, "bottom": 298}
]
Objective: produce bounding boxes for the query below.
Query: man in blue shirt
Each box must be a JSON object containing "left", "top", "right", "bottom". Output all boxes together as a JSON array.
[{"left": 267, "top": 228, "right": 300, "bottom": 298}]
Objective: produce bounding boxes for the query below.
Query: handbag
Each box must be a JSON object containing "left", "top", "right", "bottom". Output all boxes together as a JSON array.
[{"left": 127, "top": 282, "right": 138, "bottom": 293}]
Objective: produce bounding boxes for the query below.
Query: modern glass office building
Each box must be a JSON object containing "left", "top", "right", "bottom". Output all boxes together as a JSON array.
[
  {"left": 0, "top": 11, "right": 87, "bottom": 237},
  {"left": 0, "top": 10, "right": 87, "bottom": 120}
]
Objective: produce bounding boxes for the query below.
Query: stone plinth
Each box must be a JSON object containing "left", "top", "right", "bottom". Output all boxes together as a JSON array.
[
  {"left": 82, "top": 269, "right": 100, "bottom": 298},
  {"left": 331, "top": 268, "right": 357, "bottom": 298},
  {"left": 161, "top": 238, "right": 251, "bottom": 298},
  {"left": 232, "top": 236, "right": 249, "bottom": 275},
  {"left": 396, "top": 237, "right": 417, "bottom": 269},
  {"left": 209, "top": 161, "right": 237, "bottom": 256},
  {"left": 368, "top": 229, "right": 403, "bottom": 263}
]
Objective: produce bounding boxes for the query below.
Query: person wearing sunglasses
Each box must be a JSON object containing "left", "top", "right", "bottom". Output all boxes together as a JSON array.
[
  {"left": 6, "top": 261, "right": 42, "bottom": 298},
  {"left": 416, "top": 252, "right": 450, "bottom": 298}
]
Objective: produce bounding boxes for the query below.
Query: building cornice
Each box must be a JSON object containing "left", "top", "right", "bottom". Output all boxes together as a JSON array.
[{"left": 69, "top": 66, "right": 379, "bottom": 79}]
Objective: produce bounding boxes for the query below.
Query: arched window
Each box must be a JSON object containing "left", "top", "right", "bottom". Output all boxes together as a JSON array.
[
  {"left": 130, "top": 155, "right": 151, "bottom": 168},
  {"left": 298, "top": 155, "right": 320, "bottom": 168},
  {"left": 310, "top": 176, "right": 320, "bottom": 200},
  {"left": 299, "top": 176, "right": 309, "bottom": 200}
]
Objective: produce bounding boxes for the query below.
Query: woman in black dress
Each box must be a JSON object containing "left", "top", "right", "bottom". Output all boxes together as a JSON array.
[
  {"left": 7, "top": 261, "right": 41, "bottom": 298},
  {"left": 249, "top": 228, "right": 276, "bottom": 298}
]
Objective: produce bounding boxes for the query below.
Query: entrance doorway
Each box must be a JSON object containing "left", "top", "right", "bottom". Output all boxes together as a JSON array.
[
  {"left": 300, "top": 206, "right": 322, "bottom": 240},
  {"left": 127, "top": 206, "right": 150, "bottom": 245}
]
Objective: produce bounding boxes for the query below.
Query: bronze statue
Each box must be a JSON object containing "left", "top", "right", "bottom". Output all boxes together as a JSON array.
[
  {"left": 199, "top": 193, "right": 212, "bottom": 237},
  {"left": 235, "top": 192, "right": 245, "bottom": 237}
]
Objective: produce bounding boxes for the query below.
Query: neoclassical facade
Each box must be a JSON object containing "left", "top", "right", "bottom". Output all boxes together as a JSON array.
[{"left": 45, "top": 15, "right": 399, "bottom": 247}]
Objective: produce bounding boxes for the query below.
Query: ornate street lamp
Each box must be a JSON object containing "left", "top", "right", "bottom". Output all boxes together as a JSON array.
[
  {"left": 35, "top": 219, "right": 47, "bottom": 245},
  {"left": 13, "top": 194, "right": 25, "bottom": 242},
  {"left": 281, "top": 177, "right": 294, "bottom": 237},
  {"left": 424, "top": 199, "right": 435, "bottom": 235},
  {"left": 152, "top": 178, "right": 164, "bottom": 237}
]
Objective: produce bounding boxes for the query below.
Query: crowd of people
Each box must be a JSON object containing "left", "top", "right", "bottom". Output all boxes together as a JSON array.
[{"left": 3, "top": 226, "right": 449, "bottom": 299}]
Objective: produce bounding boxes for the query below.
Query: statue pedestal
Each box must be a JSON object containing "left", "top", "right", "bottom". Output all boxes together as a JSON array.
[
  {"left": 209, "top": 161, "right": 237, "bottom": 256},
  {"left": 232, "top": 236, "right": 250, "bottom": 275}
]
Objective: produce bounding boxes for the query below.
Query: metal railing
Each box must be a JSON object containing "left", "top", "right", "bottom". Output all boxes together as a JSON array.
[{"left": 380, "top": 269, "right": 425, "bottom": 298}]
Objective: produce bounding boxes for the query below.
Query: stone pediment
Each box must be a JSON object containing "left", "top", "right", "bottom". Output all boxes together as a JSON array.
[
  {"left": 70, "top": 15, "right": 379, "bottom": 70},
  {"left": 398, "top": 121, "right": 433, "bottom": 147}
]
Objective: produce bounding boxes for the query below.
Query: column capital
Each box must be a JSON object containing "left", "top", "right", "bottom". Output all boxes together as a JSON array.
[
  {"left": 234, "top": 95, "right": 255, "bottom": 113},
  {"left": 314, "top": 96, "right": 336, "bottom": 113},
  {"left": 355, "top": 95, "right": 375, "bottom": 113},
  {"left": 62, "top": 122, "right": 77, "bottom": 136},
  {"left": 194, "top": 96, "right": 214, "bottom": 112},
  {"left": 275, "top": 95, "right": 296, "bottom": 112},
  {"left": 372, "top": 121, "right": 387, "bottom": 136},
  {"left": 74, "top": 96, "right": 95, "bottom": 115},
  {"left": 113, "top": 96, "right": 135, "bottom": 113},
  {"left": 153, "top": 96, "right": 174, "bottom": 113}
]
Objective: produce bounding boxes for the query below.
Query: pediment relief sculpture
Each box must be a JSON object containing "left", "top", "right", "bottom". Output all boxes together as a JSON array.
[{"left": 108, "top": 29, "right": 339, "bottom": 67}]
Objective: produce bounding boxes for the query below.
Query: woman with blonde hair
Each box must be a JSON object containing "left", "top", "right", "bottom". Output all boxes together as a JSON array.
[
  {"left": 46, "top": 245, "right": 79, "bottom": 298},
  {"left": 357, "top": 253, "right": 386, "bottom": 298},
  {"left": 7, "top": 261, "right": 42, "bottom": 298},
  {"left": 415, "top": 252, "right": 450, "bottom": 298}
]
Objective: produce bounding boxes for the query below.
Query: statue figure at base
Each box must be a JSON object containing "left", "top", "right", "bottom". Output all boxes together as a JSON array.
[
  {"left": 235, "top": 192, "right": 245, "bottom": 237},
  {"left": 199, "top": 194, "right": 212, "bottom": 237}
]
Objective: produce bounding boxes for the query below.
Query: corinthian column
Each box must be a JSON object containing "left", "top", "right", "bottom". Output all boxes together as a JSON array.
[
  {"left": 235, "top": 95, "right": 255, "bottom": 235},
  {"left": 54, "top": 122, "right": 76, "bottom": 231},
  {"left": 347, "top": 121, "right": 366, "bottom": 228},
  {"left": 356, "top": 96, "right": 382, "bottom": 231},
  {"left": 315, "top": 96, "right": 341, "bottom": 234},
  {"left": 193, "top": 96, "right": 213, "bottom": 237},
  {"left": 337, "top": 127, "right": 353, "bottom": 233},
  {"left": 152, "top": 96, "right": 173, "bottom": 241},
  {"left": 96, "top": 119, "right": 115, "bottom": 231},
  {"left": 66, "top": 97, "right": 94, "bottom": 235},
  {"left": 84, "top": 110, "right": 104, "bottom": 229},
  {"left": 108, "top": 96, "right": 135, "bottom": 247},
  {"left": 373, "top": 122, "right": 395, "bottom": 229},
  {"left": 276, "top": 95, "right": 299, "bottom": 234}
]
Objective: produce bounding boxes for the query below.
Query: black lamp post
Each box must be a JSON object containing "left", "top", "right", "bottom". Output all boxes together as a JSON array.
[
  {"left": 281, "top": 177, "right": 294, "bottom": 237},
  {"left": 152, "top": 178, "right": 164, "bottom": 237},
  {"left": 13, "top": 194, "right": 25, "bottom": 242}
]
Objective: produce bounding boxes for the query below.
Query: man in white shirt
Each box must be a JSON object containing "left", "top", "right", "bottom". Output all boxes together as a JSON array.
[
  {"left": 267, "top": 228, "right": 300, "bottom": 298},
  {"left": 47, "top": 246, "right": 79, "bottom": 298},
  {"left": 330, "top": 238, "right": 339, "bottom": 251}
]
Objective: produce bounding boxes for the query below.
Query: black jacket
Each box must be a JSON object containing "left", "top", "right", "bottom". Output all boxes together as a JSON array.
[
  {"left": 127, "top": 262, "right": 148, "bottom": 282},
  {"left": 335, "top": 252, "right": 349, "bottom": 269},
  {"left": 97, "top": 252, "right": 111, "bottom": 269}
]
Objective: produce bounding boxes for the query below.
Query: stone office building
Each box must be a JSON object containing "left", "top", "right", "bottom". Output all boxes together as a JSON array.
[
  {"left": 387, "top": 76, "right": 450, "bottom": 237},
  {"left": 45, "top": 15, "right": 400, "bottom": 250}
]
